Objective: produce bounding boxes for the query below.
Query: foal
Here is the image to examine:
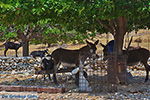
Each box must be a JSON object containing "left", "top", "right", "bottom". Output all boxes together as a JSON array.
[
  {"left": 41, "top": 55, "right": 54, "bottom": 80},
  {"left": 51, "top": 40, "right": 99, "bottom": 84}
]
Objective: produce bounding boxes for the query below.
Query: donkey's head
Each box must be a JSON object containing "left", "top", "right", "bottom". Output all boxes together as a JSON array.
[
  {"left": 19, "top": 42, "right": 25, "bottom": 47},
  {"left": 83, "top": 40, "right": 99, "bottom": 59},
  {"left": 100, "top": 40, "right": 114, "bottom": 61}
]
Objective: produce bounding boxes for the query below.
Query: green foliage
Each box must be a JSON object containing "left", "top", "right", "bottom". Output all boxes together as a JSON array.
[
  {"left": 3, "top": 32, "right": 17, "bottom": 40},
  {"left": 0, "top": 24, "right": 17, "bottom": 41},
  {"left": 0, "top": 0, "right": 150, "bottom": 44}
]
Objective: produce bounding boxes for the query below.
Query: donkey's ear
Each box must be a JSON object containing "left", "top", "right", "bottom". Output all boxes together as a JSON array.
[
  {"left": 86, "top": 40, "right": 90, "bottom": 44},
  {"left": 100, "top": 43, "right": 106, "bottom": 48},
  {"left": 94, "top": 40, "right": 99, "bottom": 45},
  {"left": 86, "top": 40, "right": 92, "bottom": 45},
  {"left": 86, "top": 40, "right": 92, "bottom": 47}
]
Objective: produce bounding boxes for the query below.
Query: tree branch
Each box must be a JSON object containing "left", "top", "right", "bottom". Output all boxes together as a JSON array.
[{"left": 97, "top": 19, "right": 115, "bottom": 34}]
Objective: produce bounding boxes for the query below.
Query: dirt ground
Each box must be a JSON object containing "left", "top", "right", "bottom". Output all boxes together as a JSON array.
[{"left": 0, "top": 70, "right": 150, "bottom": 99}]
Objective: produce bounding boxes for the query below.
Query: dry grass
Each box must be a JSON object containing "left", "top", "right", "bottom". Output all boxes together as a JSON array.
[{"left": 0, "top": 29, "right": 150, "bottom": 57}]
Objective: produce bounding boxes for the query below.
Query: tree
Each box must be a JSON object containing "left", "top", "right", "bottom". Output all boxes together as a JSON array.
[
  {"left": 1, "top": 0, "right": 150, "bottom": 83},
  {"left": 38, "top": 0, "right": 149, "bottom": 83},
  {"left": 32, "top": 0, "right": 149, "bottom": 83},
  {"left": 0, "top": 23, "right": 45, "bottom": 56},
  {"left": 0, "top": 0, "right": 96, "bottom": 55},
  {"left": 0, "top": 0, "right": 37, "bottom": 56}
]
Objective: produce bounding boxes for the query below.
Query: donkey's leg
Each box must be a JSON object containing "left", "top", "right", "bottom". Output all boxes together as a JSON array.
[
  {"left": 53, "top": 73, "right": 57, "bottom": 84},
  {"left": 47, "top": 74, "right": 51, "bottom": 80},
  {"left": 15, "top": 50, "right": 18, "bottom": 57},
  {"left": 143, "top": 62, "right": 150, "bottom": 82},
  {"left": 53, "top": 62, "right": 60, "bottom": 85},
  {"left": 4, "top": 48, "right": 8, "bottom": 57},
  {"left": 145, "top": 69, "right": 149, "bottom": 82},
  {"left": 43, "top": 74, "right": 46, "bottom": 80}
]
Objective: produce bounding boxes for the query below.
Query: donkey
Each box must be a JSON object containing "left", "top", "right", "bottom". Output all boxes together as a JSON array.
[
  {"left": 30, "top": 49, "right": 49, "bottom": 58},
  {"left": 51, "top": 40, "right": 99, "bottom": 84},
  {"left": 35, "top": 55, "right": 88, "bottom": 86},
  {"left": 40, "top": 55, "right": 54, "bottom": 80},
  {"left": 100, "top": 40, "right": 150, "bottom": 82},
  {"left": 3, "top": 41, "right": 23, "bottom": 57}
]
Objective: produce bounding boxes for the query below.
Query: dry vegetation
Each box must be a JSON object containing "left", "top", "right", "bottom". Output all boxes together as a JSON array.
[{"left": 0, "top": 29, "right": 150, "bottom": 57}]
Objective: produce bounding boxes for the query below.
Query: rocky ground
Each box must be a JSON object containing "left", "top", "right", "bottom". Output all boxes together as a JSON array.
[
  {"left": 0, "top": 69, "right": 150, "bottom": 100},
  {"left": 0, "top": 57, "right": 150, "bottom": 99},
  {"left": 38, "top": 70, "right": 150, "bottom": 100}
]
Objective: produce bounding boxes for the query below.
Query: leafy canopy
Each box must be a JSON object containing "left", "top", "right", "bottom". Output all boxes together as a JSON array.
[{"left": 0, "top": 0, "right": 150, "bottom": 42}]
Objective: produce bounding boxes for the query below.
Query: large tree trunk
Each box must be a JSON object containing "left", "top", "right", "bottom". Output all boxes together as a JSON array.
[
  {"left": 98, "top": 16, "right": 133, "bottom": 84},
  {"left": 22, "top": 40, "right": 29, "bottom": 57},
  {"left": 17, "top": 30, "right": 30, "bottom": 57},
  {"left": 107, "top": 16, "right": 131, "bottom": 84}
]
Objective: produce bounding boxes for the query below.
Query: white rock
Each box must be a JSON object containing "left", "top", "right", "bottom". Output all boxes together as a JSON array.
[{"left": 72, "top": 67, "right": 79, "bottom": 75}]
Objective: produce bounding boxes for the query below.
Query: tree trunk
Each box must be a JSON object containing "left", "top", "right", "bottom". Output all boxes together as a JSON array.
[
  {"left": 114, "top": 17, "right": 129, "bottom": 84},
  {"left": 22, "top": 40, "right": 29, "bottom": 56},
  {"left": 107, "top": 16, "right": 131, "bottom": 84}
]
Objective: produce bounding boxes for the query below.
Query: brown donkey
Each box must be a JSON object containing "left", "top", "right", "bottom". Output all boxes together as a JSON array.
[{"left": 51, "top": 40, "right": 99, "bottom": 84}]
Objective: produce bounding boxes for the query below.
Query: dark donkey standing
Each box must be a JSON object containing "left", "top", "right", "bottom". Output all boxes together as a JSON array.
[
  {"left": 100, "top": 40, "right": 150, "bottom": 82},
  {"left": 3, "top": 41, "right": 23, "bottom": 57},
  {"left": 51, "top": 40, "right": 99, "bottom": 84},
  {"left": 40, "top": 55, "right": 54, "bottom": 80}
]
